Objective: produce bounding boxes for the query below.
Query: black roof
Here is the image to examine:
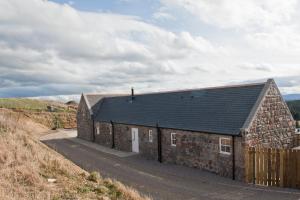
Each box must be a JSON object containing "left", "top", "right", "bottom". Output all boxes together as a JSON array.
[{"left": 93, "top": 82, "right": 266, "bottom": 135}]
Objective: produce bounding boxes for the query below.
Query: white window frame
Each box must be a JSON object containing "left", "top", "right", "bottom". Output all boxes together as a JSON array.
[
  {"left": 296, "top": 128, "right": 300, "bottom": 134},
  {"left": 219, "top": 137, "right": 231, "bottom": 155},
  {"left": 96, "top": 125, "right": 100, "bottom": 135},
  {"left": 109, "top": 124, "right": 112, "bottom": 135},
  {"left": 171, "top": 133, "right": 177, "bottom": 146},
  {"left": 149, "top": 130, "right": 153, "bottom": 143}
]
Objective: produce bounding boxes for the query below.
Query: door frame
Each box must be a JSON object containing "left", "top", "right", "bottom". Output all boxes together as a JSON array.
[{"left": 131, "top": 128, "right": 139, "bottom": 153}]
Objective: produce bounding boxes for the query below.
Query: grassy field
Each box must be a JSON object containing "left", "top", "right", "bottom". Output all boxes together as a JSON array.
[
  {"left": 0, "top": 98, "right": 77, "bottom": 129},
  {"left": 0, "top": 98, "right": 76, "bottom": 113},
  {"left": 0, "top": 109, "right": 150, "bottom": 200}
]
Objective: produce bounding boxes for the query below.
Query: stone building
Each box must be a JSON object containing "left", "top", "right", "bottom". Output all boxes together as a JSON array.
[{"left": 77, "top": 79, "right": 295, "bottom": 181}]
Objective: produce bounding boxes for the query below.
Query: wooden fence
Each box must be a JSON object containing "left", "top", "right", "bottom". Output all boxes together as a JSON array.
[{"left": 245, "top": 147, "right": 300, "bottom": 188}]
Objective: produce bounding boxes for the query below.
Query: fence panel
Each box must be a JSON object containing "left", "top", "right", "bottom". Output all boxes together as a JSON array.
[{"left": 245, "top": 147, "right": 300, "bottom": 189}]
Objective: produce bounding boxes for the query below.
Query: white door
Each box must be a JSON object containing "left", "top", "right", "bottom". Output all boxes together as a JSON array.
[{"left": 131, "top": 128, "right": 139, "bottom": 153}]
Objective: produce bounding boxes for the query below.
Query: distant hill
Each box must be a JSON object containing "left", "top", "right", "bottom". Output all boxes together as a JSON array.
[
  {"left": 286, "top": 100, "right": 300, "bottom": 121},
  {"left": 284, "top": 94, "right": 300, "bottom": 101},
  {"left": 0, "top": 98, "right": 77, "bottom": 129}
]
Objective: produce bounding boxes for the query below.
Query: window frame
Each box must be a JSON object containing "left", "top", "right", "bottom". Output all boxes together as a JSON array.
[
  {"left": 149, "top": 130, "right": 153, "bottom": 143},
  {"left": 96, "top": 125, "right": 100, "bottom": 135},
  {"left": 171, "top": 133, "right": 177, "bottom": 147},
  {"left": 219, "top": 137, "right": 231, "bottom": 155}
]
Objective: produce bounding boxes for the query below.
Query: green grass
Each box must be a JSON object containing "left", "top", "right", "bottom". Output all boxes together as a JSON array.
[{"left": 0, "top": 98, "right": 75, "bottom": 113}]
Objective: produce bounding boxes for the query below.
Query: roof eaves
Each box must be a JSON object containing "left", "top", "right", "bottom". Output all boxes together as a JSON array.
[{"left": 241, "top": 78, "right": 273, "bottom": 132}]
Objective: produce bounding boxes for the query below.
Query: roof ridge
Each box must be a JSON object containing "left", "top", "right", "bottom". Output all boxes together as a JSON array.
[{"left": 105, "top": 80, "right": 268, "bottom": 99}]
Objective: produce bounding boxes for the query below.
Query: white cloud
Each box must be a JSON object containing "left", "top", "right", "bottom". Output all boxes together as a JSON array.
[
  {"left": 0, "top": 0, "right": 300, "bottom": 98},
  {"left": 0, "top": 0, "right": 223, "bottom": 97},
  {"left": 161, "top": 0, "right": 298, "bottom": 30}
]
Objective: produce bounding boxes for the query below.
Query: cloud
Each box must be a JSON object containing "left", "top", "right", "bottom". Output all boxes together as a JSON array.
[
  {"left": 160, "top": 0, "right": 298, "bottom": 30},
  {"left": 0, "top": 0, "right": 222, "bottom": 97},
  {"left": 0, "top": 0, "right": 300, "bottom": 98}
]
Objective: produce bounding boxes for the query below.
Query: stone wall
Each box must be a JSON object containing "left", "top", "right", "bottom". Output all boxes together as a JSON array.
[
  {"left": 77, "top": 96, "right": 93, "bottom": 141},
  {"left": 245, "top": 82, "right": 296, "bottom": 148},
  {"left": 94, "top": 122, "right": 112, "bottom": 148},
  {"left": 113, "top": 123, "right": 132, "bottom": 152},
  {"left": 100, "top": 123, "right": 158, "bottom": 159},
  {"left": 136, "top": 126, "right": 158, "bottom": 160},
  {"left": 161, "top": 128, "right": 244, "bottom": 180}
]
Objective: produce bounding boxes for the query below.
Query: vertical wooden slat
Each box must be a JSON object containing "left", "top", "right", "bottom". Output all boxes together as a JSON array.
[
  {"left": 248, "top": 147, "right": 254, "bottom": 183},
  {"left": 271, "top": 148, "right": 276, "bottom": 186},
  {"left": 275, "top": 149, "right": 280, "bottom": 186},
  {"left": 259, "top": 148, "right": 262, "bottom": 184},
  {"left": 286, "top": 149, "right": 290, "bottom": 188},
  {"left": 263, "top": 148, "right": 268, "bottom": 185},
  {"left": 297, "top": 149, "right": 300, "bottom": 188},
  {"left": 252, "top": 147, "right": 256, "bottom": 184},
  {"left": 245, "top": 147, "right": 249, "bottom": 183},
  {"left": 255, "top": 147, "right": 260, "bottom": 184},
  {"left": 292, "top": 150, "right": 297, "bottom": 188},
  {"left": 280, "top": 149, "right": 285, "bottom": 187},
  {"left": 267, "top": 148, "right": 272, "bottom": 186}
]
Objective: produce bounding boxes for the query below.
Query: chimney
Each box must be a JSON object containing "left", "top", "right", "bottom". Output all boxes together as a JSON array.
[{"left": 131, "top": 87, "right": 134, "bottom": 101}]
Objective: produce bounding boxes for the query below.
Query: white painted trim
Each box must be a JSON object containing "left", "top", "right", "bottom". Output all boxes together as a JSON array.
[
  {"left": 96, "top": 124, "right": 100, "bottom": 135},
  {"left": 131, "top": 128, "right": 139, "bottom": 153},
  {"left": 149, "top": 130, "right": 153, "bottom": 142},
  {"left": 171, "top": 132, "right": 176, "bottom": 146},
  {"left": 219, "top": 137, "right": 231, "bottom": 155}
]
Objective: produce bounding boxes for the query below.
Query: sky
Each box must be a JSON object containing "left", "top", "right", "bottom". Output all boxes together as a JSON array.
[{"left": 1, "top": 0, "right": 300, "bottom": 99}]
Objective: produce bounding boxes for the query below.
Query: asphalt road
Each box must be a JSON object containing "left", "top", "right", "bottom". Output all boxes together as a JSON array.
[{"left": 42, "top": 131, "right": 300, "bottom": 200}]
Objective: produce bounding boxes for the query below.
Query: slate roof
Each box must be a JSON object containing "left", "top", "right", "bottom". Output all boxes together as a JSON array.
[{"left": 90, "top": 82, "right": 267, "bottom": 135}]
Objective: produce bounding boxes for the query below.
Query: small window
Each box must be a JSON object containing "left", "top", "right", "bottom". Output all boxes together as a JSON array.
[
  {"left": 171, "top": 133, "right": 177, "bottom": 146},
  {"left": 219, "top": 137, "right": 231, "bottom": 155},
  {"left": 109, "top": 124, "right": 112, "bottom": 135},
  {"left": 96, "top": 125, "right": 100, "bottom": 135},
  {"left": 149, "top": 130, "right": 153, "bottom": 142},
  {"left": 296, "top": 128, "right": 300, "bottom": 134}
]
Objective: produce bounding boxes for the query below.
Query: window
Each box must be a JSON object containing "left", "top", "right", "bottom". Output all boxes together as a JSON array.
[
  {"left": 296, "top": 128, "right": 300, "bottom": 134},
  {"left": 109, "top": 124, "right": 112, "bottom": 135},
  {"left": 96, "top": 125, "right": 100, "bottom": 135},
  {"left": 149, "top": 130, "right": 153, "bottom": 142},
  {"left": 171, "top": 133, "right": 177, "bottom": 146},
  {"left": 219, "top": 137, "right": 231, "bottom": 155}
]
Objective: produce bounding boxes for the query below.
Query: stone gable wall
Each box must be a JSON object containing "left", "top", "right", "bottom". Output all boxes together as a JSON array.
[
  {"left": 77, "top": 96, "right": 93, "bottom": 141},
  {"left": 245, "top": 82, "right": 296, "bottom": 148}
]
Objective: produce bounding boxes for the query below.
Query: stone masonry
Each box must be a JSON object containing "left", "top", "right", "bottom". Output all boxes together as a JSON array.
[
  {"left": 77, "top": 95, "right": 94, "bottom": 141},
  {"left": 94, "top": 122, "right": 112, "bottom": 148},
  {"left": 245, "top": 82, "right": 296, "bottom": 148},
  {"left": 113, "top": 123, "right": 158, "bottom": 160},
  {"left": 161, "top": 128, "right": 244, "bottom": 180}
]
